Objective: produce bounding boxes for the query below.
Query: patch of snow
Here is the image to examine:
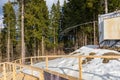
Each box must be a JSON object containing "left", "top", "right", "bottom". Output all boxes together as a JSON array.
[
  {"left": 23, "top": 45, "right": 120, "bottom": 80},
  {"left": 71, "top": 45, "right": 119, "bottom": 55}
]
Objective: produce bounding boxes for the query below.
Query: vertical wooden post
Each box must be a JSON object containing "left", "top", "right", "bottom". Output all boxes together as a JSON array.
[
  {"left": 42, "top": 36, "right": 45, "bottom": 56},
  {"left": 31, "top": 57, "right": 33, "bottom": 66},
  {"left": 30, "top": 57, "right": 33, "bottom": 75},
  {"left": 3, "top": 63, "right": 6, "bottom": 80},
  {"left": 10, "top": 65, "right": 13, "bottom": 72},
  {"left": 13, "top": 64, "right": 16, "bottom": 80},
  {"left": 19, "top": 59, "right": 22, "bottom": 71},
  {"left": 7, "top": 64, "right": 9, "bottom": 72},
  {"left": 39, "top": 70, "right": 44, "bottom": 80},
  {"left": 19, "top": 59, "right": 22, "bottom": 64},
  {"left": 9, "top": 64, "right": 11, "bottom": 72},
  {"left": 79, "top": 56, "right": 82, "bottom": 80},
  {"left": 45, "top": 56, "right": 48, "bottom": 69},
  {"left": 15, "top": 60, "right": 17, "bottom": 64},
  {"left": 6, "top": 64, "right": 8, "bottom": 72}
]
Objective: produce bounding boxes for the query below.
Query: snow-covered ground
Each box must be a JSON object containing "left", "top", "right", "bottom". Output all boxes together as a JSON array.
[{"left": 25, "top": 45, "right": 120, "bottom": 80}]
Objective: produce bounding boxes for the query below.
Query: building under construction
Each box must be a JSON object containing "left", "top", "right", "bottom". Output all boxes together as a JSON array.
[{"left": 98, "top": 10, "right": 120, "bottom": 47}]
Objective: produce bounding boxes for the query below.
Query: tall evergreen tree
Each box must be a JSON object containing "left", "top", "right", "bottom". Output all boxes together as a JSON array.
[
  {"left": 3, "top": 1, "right": 16, "bottom": 61},
  {"left": 24, "top": 0, "right": 49, "bottom": 56},
  {"left": 62, "top": 0, "right": 104, "bottom": 49},
  {"left": 108, "top": 0, "right": 120, "bottom": 12},
  {"left": 50, "top": 0, "right": 61, "bottom": 54}
]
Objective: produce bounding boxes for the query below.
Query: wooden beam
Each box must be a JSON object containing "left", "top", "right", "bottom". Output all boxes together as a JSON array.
[
  {"left": 30, "top": 57, "right": 33, "bottom": 66},
  {"left": 3, "top": 63, "right": 6, "bottom": 80},
  {"left": 82, "top": 55, "right": 120, "bottom": 58},
  {"left": 45, "top": 56, "right": 48, "bottom": 69},
  {"left": 39, "top": 70, "right": 44, "bottom": 80},
  {"left": 13, "top": 64, "right": 16, "bottom": 80},
  {"left": 79, "top": 57, "right": 82, "bottom": 80},
  {"left": 3, "top": 55, "right": 120, "bottom": 80}
]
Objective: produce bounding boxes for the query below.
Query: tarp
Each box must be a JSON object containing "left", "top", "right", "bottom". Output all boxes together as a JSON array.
[
  {"left": 98, "top": 10, "right": 120, "bottom": 47},
  {"left": 104, "top": 17, "right": 120, "bottom": 40},
  {"left": 44, "top": 71, "right": 68, "bottom": 80}
]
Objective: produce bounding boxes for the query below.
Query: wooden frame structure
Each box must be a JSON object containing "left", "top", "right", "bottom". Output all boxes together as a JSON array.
[{"left": 0, "top": 55, "right": 120, "bottom": 80}]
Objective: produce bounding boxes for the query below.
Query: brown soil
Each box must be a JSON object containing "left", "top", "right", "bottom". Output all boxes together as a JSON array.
[
  {"left": 82, "top": 52, "right": 96, "bottom": 64},
  {"left": 102, "top": 52, "right": 120, "bottom": 63}
]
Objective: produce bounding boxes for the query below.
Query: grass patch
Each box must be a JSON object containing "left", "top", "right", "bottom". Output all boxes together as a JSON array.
[
  {"left": 102, "top": 52, "right": 120, "bottom": 63},
  {"left": 100, "top": 46, "right": 120, "bottom": 52},
  {"left": 82, "top": 52, "right": 96, "bottom": 64}
]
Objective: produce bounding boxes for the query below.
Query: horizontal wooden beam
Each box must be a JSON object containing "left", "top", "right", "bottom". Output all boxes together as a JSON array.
[
  {"left": 1, "top": 55, "right": 120, "bottom": 80},
  {"left": 14, "top": 55, "right": 120, "bottom": 61}
]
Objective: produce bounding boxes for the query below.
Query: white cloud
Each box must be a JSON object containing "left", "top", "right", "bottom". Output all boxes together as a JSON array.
[
  {"left": 0, "top": 0, "right": 65, "bottom": 28},
  {"left": 0, "top": 0, "right": 65, "bottom": 16},
  {"left": 0, "top": 0, "right": 7, "bottom": 15},
  {"left": 0, "top": 15, "right": 3, "bottom": 29},
  {"left": 46, "top": 0, "right": 64, "bottom": 11},
  {"left": 0, "top": 0, "right": 7, "bottom": 6},
  {"left": 0, "top": 0, "right": 7, "bottom": 28},
  {"left": 0, "top": 0, "right": 64, "bottom": 14}
]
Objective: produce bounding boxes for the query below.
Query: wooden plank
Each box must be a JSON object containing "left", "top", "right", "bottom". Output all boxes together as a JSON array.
[
  {"left": 13, "top": 64, "right": 16, "bottom": 80},
  {"left": 39, "top": 70, "right": 44, "bottom": 80},
  {"left": 5, "top": 62, "right": 43, "bottom": 72},
  {"left": 19, "top": 59, "right": 22, "bottom": 71},
  {"left": 4, "top": 55, "right": 120, "bottom": 80},
  {"left": 5, "top": 62, "right": 78, "bottom": 80},
  {"left": 11, "top": 55, "right": 120, "bottom": 65},
  {"left": 79, "top": 57, "right": 82, "bottom": 80},
  {"left": 45, "top": 56, "right": 48, "bottom": 69},
  {"left": 82, "top": 55, "right": 120, "bottom": 58},
  {"left": 30, "top": 55, "right": 120, "bottom": 59},
  {"left": 3, "top": 63, "right": 6, "bottom": 80},
  {"left": 30, "top": 57, "right": 33, "bottom": 66}
]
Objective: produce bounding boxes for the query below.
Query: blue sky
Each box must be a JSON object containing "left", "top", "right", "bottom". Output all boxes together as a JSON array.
[
  {"left": 0, "top": 0, "right": 64, "bottom": 27},
  {"left": 0, "top": 0, "right": 64, "bottom": 19},
  {"left": 0, "top": 0, "right": 7, "bottom": 18}
]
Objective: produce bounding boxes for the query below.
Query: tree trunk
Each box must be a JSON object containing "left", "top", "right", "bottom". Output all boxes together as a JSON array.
[
  {"left": 90, "top": 34, "right": 92, "bottom": 45},
  {"left": 7, "top": 22, "right": 10, "bottom": 62},
  {"left": 11, "top": 41, "right": 13, "bottom": 61},
  {"left": 75, "top": 29, "right": 78, "bottom": 50},
  {"left": 85, "top": 35, "right": 87, "bottom": 46},
  {"left": 21, "top": 0, "right": 25, "bottom": 63},
  {"left": 93, "top": 21, "right": 96, "bottom": 45},
  {"left": 54, "top": 28, "right": 56, "bottom": 55},
  {"left": 41, "top": 36, "right": 44, "bottom": 56},
  {"left": 105, "top": 0, "right": 108, "bottom": 13},
  {"left": 83, "top": 33, "right": 84, "bottom": 46},
  {"left": 0, "top": 27, "right": 2, "bottom": 62},
  {"left": 33, "top": 39, "right": 36, "bottom": 62},
  {"left": 34, "top": 39, "right": 36, "bottom": 56},
  {"left": 37, "top": 41, "right": 40, "bottom": 56},
  {"left": 79, "top": 34, "right": 82, "bottom": 47}
]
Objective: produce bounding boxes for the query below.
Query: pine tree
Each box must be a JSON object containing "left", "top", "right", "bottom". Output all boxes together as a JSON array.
[
  {"left": 24, "top": 0, "right": 49, "bottom": 56},
  {"left": 108, "top": 0, "right": 120, "bottom": 12},
  {"left": 61, "top": 0, "right": 105, "bottom": 48},
  {"left": 50, "top": 0, "right": 61, "bottom": 54},
  {"left": 3, "top": 1, "right": 16, "bottom": 61}
]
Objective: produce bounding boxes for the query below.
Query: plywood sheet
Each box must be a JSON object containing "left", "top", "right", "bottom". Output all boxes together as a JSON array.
[{"left": 104, "top": 17, "right": 120, "bottom": 40}]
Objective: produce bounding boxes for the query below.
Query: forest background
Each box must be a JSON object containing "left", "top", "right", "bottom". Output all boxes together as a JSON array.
[{"left": 0, "top": 0, "right": 120, "bottom": 62}]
